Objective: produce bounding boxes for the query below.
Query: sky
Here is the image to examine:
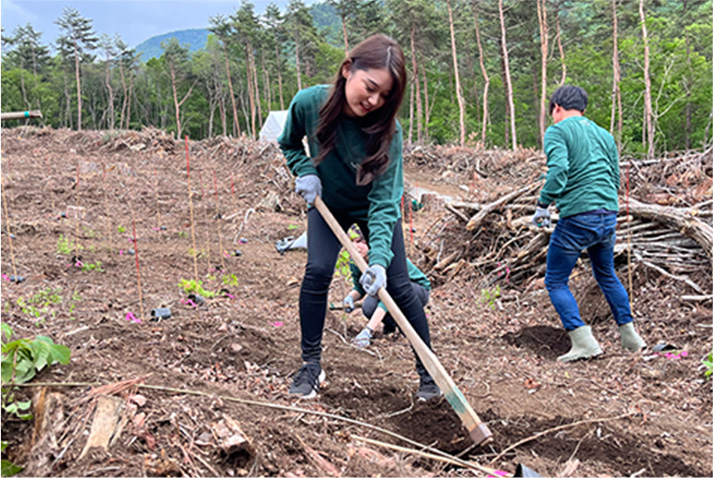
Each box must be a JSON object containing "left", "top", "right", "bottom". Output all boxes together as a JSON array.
[{"left": 1, "top": 0, "right": 305, "bottom": 50}]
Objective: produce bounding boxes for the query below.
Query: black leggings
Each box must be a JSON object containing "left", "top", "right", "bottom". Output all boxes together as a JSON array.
[{"left": 299, "top": 207, "right": 432, "bottom": 372}]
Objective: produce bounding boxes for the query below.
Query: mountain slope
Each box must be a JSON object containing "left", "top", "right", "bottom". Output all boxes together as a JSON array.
[{"left": 134, "top": 28, "right": 210, "bottom": 61}]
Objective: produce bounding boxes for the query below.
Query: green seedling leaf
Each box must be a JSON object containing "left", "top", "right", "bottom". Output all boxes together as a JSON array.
[
  {"left": 0, "top": 324, "right": 12, "bottom": 342},
  {"left": 287, "top": 224, "right": 299, "bottom": 230},
  {"left": 1, "top": 458, "right": 24, "bottom": 476}
]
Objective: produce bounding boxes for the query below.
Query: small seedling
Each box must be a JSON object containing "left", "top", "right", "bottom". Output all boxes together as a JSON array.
[
  {"left": 178, "top": 230, "right": 188, "bottom": 238},
  {"left": 56, "top": 234, "right": 82, "bottom": 255},
  {"left": 117, "top": 225, "right": 127, "bottom": 234},
  {"left": 702, "top": 351, "right": 713, "bottom": 379},
  {"left": 178, "top": 279, "right": 216, "bottom": 298},
  {"left": 334, "top": 250, "right": 351, "bottom": 279},
  {"left": 222, "top": 274, "right": 239, "bottom": 287},
  {"left": 480, "top": 285, "right": 501, "bottom": 310},
  {"left": 287, "top": 224, "right": 299, "bottom": 230},
  {"left": 81, "top": 261, "right": 105, "bottom": 273},
  {"left": 16, "top": 288, "right": 62, "bottom": 325}
]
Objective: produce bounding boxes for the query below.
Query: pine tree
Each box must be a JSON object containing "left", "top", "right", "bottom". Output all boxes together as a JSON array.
[{"left": 55, "top": 7, "right": 98, "bottom": 131}]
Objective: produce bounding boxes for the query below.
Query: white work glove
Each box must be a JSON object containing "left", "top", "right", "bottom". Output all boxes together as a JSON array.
[
  {"left": 353, "top": 327, "right": 373, "bottom": 348},
  {"left": 295, "top": 174, "right": 322, "bottom": 206},
  {"left": 343, "top": 294, "right": 355, "bottom": 313},
  {"left": 360, "top": 265, "right": 387, "bottom": 297},
  {"left": 532, "top": 202, "right": 551, "bottom": 228}
]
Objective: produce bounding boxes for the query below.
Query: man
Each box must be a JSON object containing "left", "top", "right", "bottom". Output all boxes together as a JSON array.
[{"left": 533, "top": 85, "right": 646, "bottom": 362}]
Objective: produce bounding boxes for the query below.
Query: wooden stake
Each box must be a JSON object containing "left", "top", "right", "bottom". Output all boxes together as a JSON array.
[
  {"left": 130, "top": 217, "right": 145, "bottom": 323},
  {"left": 185, "top": 136, "right": 199, "bottom": 283},
  {"left": 198, "top": 169, "right": 212, "bottom": 265},
  {"left": 213, "top": 170, "right": 226, "bottom": 271},
  {"left": 74, "top": 159, "right": 81, "bottom": 241},
  {"left": 102, "top": 165, "right": 113, "bottom": 251},
  {"left": 1, "top": 176, "right": 19, "bottom": 279},
  {"left": 154, "top": 169, "right": 162, "bottom": 230}
]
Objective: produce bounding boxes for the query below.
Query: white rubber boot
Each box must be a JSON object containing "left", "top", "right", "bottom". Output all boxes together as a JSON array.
[
  {"left": 619, "top": 322, "right": 646, "bottom": 352},
  {"left": 558, "top": 326, "right": 603, "bottom": 362}
]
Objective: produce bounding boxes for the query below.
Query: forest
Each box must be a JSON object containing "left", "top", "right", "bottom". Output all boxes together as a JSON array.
[{"left": 1, "top": 0, "right": 711, "bottom": 156}]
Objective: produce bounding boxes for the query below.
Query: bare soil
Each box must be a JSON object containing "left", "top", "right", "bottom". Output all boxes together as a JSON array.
[{"left": 1, "top": 127, "right": 711, "bottom": 477}]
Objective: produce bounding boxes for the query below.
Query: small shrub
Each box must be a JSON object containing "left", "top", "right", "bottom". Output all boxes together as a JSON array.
[
  {"left": 702, "top": 351, "right": 713, "bottom": 379},
  {"left": 480, "top": 285, "right": 501, "bottom": 310},
  {"left": 178, "top": 279, "right": 216, "bottom": 298},
  {"left": 56, "top": 234, "right": 81, "bottom": 255}
]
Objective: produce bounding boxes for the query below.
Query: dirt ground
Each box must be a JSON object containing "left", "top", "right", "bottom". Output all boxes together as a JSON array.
[{"left": 1, "top": 127, "right": 711, "bottom": 478}]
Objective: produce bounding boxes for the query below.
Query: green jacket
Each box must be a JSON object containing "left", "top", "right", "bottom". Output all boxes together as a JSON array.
[
  {"left": 539, "top": 116, "right": 620, "bottom": 218},
  {"left": 350, "top": 259, "right": 431, "bottom": 312},
  {"left": 278, "top": 85, "right": 404, "bottom": 268}
]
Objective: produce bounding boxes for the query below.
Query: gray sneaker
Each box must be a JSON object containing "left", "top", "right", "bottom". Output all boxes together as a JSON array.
[
  {"left": 289, "top": 362, "right": 325, "bottom": 399},
  {"left": 416, "top": 374, "right": 443, "bottom": 401}
]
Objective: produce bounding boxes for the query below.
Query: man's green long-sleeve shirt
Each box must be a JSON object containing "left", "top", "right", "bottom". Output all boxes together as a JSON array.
[
  {"left": 539, "top": 116, "right": 620, "bottom": 218},
  {"left": 278, "top": 85, "right": 404, "bottom": 268}
]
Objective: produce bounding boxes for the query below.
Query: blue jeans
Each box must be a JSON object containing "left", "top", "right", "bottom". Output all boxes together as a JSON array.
[{"left": 545, "top": 213, "right": 632, "bottom": 331}]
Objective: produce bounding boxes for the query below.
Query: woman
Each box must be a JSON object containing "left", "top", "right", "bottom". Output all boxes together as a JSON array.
[{"left": 278, "top": 34, "right": 440, "bottom": 401}]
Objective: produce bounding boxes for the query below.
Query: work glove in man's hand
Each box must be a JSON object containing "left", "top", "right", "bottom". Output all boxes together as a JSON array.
[
  {"left": 343, "top": 294, "right": 355, "bottom": 313},
  {"left": 295, "top": 174, "right": 322, "bottom": 206},
  {"left": 532, "top": 202, "right": 551, "bottom": 228},
  {"left": 360, "top": 265, "right": 386, "bottom": 297}
]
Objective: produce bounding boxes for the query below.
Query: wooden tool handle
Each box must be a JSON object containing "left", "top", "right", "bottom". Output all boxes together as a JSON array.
[{"left": 314, "top": 196, "right": 492, "bottom": 446}]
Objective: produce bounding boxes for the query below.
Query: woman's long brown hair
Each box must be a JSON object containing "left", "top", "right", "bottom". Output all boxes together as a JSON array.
[{"left": 315, "top": 34, "right": 407, "bottom": 186}]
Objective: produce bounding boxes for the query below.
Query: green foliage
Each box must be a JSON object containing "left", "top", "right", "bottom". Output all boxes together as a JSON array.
[
  {"left": 15, "top": 288, "right": 62, "bottom": 325},
  {"left": 1, "top": 324, "right": 71, "bottom": 422},
  {"left": 1, "top": 0, "right": 710, "bottom": 153},
  {"left": 702, "top": 351, "right": 713, "bottom": 380},
  {"left": 1, "top": 440, "right": 23, "bottom": 477},
  {"left": 80, "top": 261, "right": 104, "bottom": 273},
  {"left": 222, "top": 274, "right": 239, "bottom": 287},
  {"left": 56, "top": 234, "right": 81, "bottom": 255},
  {"left": 177, "top": 230, "right": 188, "bottom": 238},
  {"left": 178, "top": 279, "right": 216, "bottom": 298},
  {"left": 117, "top": 225, "right": 127, "bottom": 234},
  {"left": 334, "top": 250, "right": 351, "bottom": 279},
  {"left": 480, "top": 285, "right": 501, "bottom": 310}
]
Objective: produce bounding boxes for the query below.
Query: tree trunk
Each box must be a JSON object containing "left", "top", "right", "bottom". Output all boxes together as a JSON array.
[
  {"left": 555, "top": 1, "right": 566, "bottom": 86},
  {"left": 421, "top": 59, "right": 431, "bottom": 139},
  {"left": 341, "top": 15, "right": 349, "bottom": 55},
  {"left": 223, "top": 43, "right": 241, "bottom": 137},
  {"left": 275, "top": 43, "right": 285, "bottom": 110},
  {"left": 410, "top": 26, "right": 422, "bottom": 144},
  {"left": 639, "top": 0, "right": 654, "bottom": 158},
  {"left": 408, "top": 72, "right": 414, "bottom": 144},
  {"left": 500, "top": 44, "right": 509, "bottom": 148},
  {"left": 472, "top": 0, "right": 490, "bottom": 145},
  {"left": 537, "top": 0, "right": 548, "bottom": 146},
  {"left": 447, "top": 0, "right": 466, "bottom": 146},
  {"left": 250, "top": 45, "right": 262, "bottom": 127},
  {"left": 610, "top": 0, "right": 623, "bottom": 148},
  {"left": 74, "top": 39, "right": 82, "bottom": 131},
  {"left": 119, "top": 64, "right": 128, "bottom": 130},
  {"left": 294, "top": 32, "right": 303, "bottom": 91},
  {"left": 219, "top": 87, "right": 227, "bottom": 137},
  {"left": 126, "top": 73, "right": 134, "bottom": 129},
  {"left": 498, "top": 0, "right": 517, "bottom": 150},
  {"left": 262, "top": 50, "right": 271, "bottom": 110},
  {"left": 245, "top": 44, "right": 256, "bottom": 138},
  {"left": 105, "top": 61, "right": 115, "bottom": 130},
  {"left": 170, "top": 64, "right": 182, "bottom": 138}
]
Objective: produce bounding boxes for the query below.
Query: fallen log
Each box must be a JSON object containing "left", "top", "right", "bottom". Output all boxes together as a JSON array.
[
  {"left": 465, "top": 183, "right": 541, "bottom": 231},
  {"left": 628, "top": 198, "right": 713, "bottom": 257},
  {"left": 1, "top": 110, "right": 43, "bottom": 120}
]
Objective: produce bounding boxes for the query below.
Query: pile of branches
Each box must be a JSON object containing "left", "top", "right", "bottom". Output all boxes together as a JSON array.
[{"left": 410, "top": 147, "right": 712, "bottom": 298}]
